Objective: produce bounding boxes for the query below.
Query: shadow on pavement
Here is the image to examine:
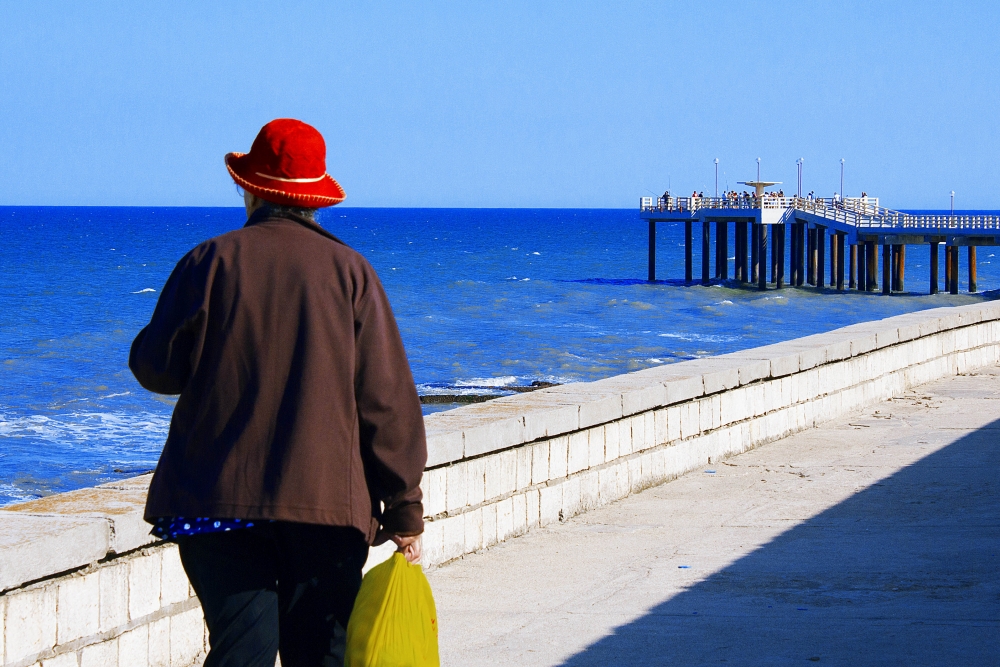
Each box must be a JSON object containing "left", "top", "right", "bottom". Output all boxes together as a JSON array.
[{"left": 559, "top": 419, "right": 1000, "bottom": 666}]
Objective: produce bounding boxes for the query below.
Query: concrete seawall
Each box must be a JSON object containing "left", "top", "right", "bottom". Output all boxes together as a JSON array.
[{"left": 1, "top": 300, "right": 998, "bottom": 666}]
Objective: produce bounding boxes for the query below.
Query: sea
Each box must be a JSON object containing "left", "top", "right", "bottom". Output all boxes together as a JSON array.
[{"left": 1, "top": 206, "right": 996, "bottom": 506}]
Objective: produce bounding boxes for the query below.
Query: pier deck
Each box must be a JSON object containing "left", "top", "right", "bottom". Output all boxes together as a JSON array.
[
  {"left": 641, "top": 195, "right": 1000, "bottom": 294},
  {"left": 430, "top": 365, "right": 1000, "bottom": 666}
]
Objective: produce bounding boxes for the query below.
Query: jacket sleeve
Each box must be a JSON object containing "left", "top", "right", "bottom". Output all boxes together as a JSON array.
[
  {"left": 354, "top": 270, "right": 427, "bottom": 536},
  {"left": 129, "top": 248, "right": 212, "bottom": 395}
]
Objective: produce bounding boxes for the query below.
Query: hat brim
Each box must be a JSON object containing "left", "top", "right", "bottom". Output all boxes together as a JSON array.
[{"left": 226, "top": 153, "right": 346, "bottom": 208}]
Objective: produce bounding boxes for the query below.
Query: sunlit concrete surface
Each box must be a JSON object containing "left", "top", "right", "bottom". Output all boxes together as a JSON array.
[{"left": 429, "top": 367, "right": 1000, "bottom": 666}]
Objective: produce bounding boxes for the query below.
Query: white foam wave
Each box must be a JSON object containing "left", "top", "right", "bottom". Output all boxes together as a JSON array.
[
  {"left": 0, "top": 411, "right": 170, "bottom": 445},
  {"left": 454, "top": 376, "right": 518, "bottom": 388},
  {"left": 132, "top": 288, "right": 156, "bottom": 294},
  {"left": 658, "top": 332, "right": 738, "bottom": 343}
]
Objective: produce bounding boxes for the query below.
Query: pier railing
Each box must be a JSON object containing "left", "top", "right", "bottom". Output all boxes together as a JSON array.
[{"left": 640, "top": 195, "right": 1000, "bottom": 232}]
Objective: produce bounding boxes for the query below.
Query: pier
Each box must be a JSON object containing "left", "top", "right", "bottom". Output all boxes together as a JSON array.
[{"left": 641, "top": 194, "right": 1000, "bottom": 294}]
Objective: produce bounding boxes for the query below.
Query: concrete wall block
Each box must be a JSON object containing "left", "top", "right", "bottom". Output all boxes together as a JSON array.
[
  {"left": 147, "top": 616, "right": 170, "bottom": 667},
  {"left": 515, "top": 446, "right": 532, "bottom": 492},
  {"left": 620, "top": 382, "right": 668, "bottom": 417},
  {"left": 511, "top": 493, "right": 528, "bottom": 536},
  {"left": 0, "top": 513, "right": 110, "bottom": 594},
  {"left": 561, "top": 477, "right": 582, "bottom": 519},
  {"left": 42, "top": 652, "right": 79, "bottom": 667},
  {"left": 539, "top": 484, "right": 562, "bottom": 526},
  {"left": 614, "top": 460, "right": 630, "bottom": 499},
  {"left": 99, "top": 560, "right": 129, "bottom": 634},
  {"left": 579, "top": 470, "right": 600, "bottom": 511},
  {"left": 652, "top": 409, "right": 668, "bottom": 447},
  {"left": 129, "top": 549, "right": 162, "bottom": 621},
  {"left": 421, "top": 468, "right": 447, "bottom": 518},
  {"left": 0, "top": 596, "right": 5, "bottom": 667},
  {"left": 5, "top": 585, "right": 57, "bottom": 663},
  {"left": 57, "top": 570, "right": 100, "bottom": 645},
  {"left": 423, "top": 428, "right": 463, "bottom": 468},
  {"left": 462, "top": 414, "right": 526, "bottom": 458},
  {"left": 597, "top": 467, "right": 617, "bottom": 504},
  {"left": 484, "top": 454, "right": 504, "bottom": 502},
  {"left": 850, "top": 333, "right": 877, "bottom": 357},
  {"left": 761, "top": 380, "right": 782, "bottom": 415},
  {"left": 548, "top": 436, "right": 569, "bottom": 480},
  {"left": 587, "top": 426, "right": 606, "bottom": 468},
  {"left": 421, "top": 520, "right": 444, "bottom": 567},
  {"left": 118, "top": 625, "right": 150, "bottom": 667},
  {"left": 662, "top": 375, "right": 705, "bottom": 405},
  {"left": 530, "top": 442, "right": 550, "bottom": 485},
  {"left": 701, "top": 366, "right": 740, "bottom": 394},
  {"left": 567, "top": 431, "right": 590, "bottom": 475},
  {"left": 160, "top": 545, "right": 190, "bottom": 608},
  {"left": 618, "top": 419, "right": 634, "bottom": 456},
  {"left": 467, "top": 458, "right": 487, "bottom": 507},
  {"left": 169, "top": 606, "right": 205, "bottom": 667},
  {"left": 650, "top": 448, "right": 667, "bottom": 483},
  {"left": 81, "top": 638, "right": 119, "bottom": 667},
  {"left": 496, "top": 498, "right": 515, "bottom": 543},
  {"left": 440, "top": 515, "right": 466, "bottom": 561},
  {"left": 604, "top": 421, "right": 621, "bottom": 463},
  {"left": 525, "top": 489, "right": 540, "bottom": 529},
  {"left": 627, "top": 457, "right": 643, "bottom": 493},
  {"left": 731, "top": 358, "right": 770, "bottom": 385},
  {"left": 463, "top": 508, "right": 483, "bottom": 553},
  {"left": 679, "top": 401, "right": 700, "bottom": 440},
  {"left": 625, "top": 415, "right": 644, "bottom": 453},
  {"left": 874, "top": 328, "right": 900, "bottom": 349},
  {"left": 481, "top": 503, "right": 497, "bottom": 549},
  {"left": 666, "top": 406, "right": 682, "bottom": 443},
  {"left": 718, "top": 388, "right": 746, "bottom": 426},
  {"left": 531, "top": 387, "right": 619, "bottom": 431},
  {"left": 939, "top": 330, "right": 958, "bottom": 355},
  {"left": 522, "top": 402, "right": 579, "bottom": 443},
  {"left": 768, "top": 351, "right": 799, "bottom": 378},
  {"left": 445, "top": 463, "right": 468, "bottom": 513},
  {"left": 643, "top": 411, "right": 657, "bottom": 450}
]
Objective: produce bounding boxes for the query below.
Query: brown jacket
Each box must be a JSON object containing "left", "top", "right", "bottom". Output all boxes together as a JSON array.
[{"left": 130, "top": 209, "right": 426, "bottom": 542}]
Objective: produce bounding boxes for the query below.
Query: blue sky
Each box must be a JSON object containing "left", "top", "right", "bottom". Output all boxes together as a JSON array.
[{"left": 1, "top": 1, "right": 997, "bottom": 208}]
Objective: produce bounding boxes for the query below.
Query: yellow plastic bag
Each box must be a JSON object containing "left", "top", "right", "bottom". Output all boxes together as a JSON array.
[{"left": 345, "top": 552, "right": 440, "bottom": 667}]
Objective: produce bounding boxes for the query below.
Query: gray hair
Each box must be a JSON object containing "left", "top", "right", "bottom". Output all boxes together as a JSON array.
[{"left": 261, "top": 203, "right": 318, "bottom": 221}]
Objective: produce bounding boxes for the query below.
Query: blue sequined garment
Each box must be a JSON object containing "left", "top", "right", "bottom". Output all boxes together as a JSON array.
[{"left": 150, "top": 516, "right": 273, "bottom": 540}]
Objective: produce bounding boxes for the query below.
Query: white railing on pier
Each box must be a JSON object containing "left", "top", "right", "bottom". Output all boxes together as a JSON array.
[{"left": 640, "top": 194, "right": 1000, "bottom": 233}]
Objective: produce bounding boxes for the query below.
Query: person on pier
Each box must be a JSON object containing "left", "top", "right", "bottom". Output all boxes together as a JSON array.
[{"left": 129, "top": 118, "right": 427, "bottom": 667}]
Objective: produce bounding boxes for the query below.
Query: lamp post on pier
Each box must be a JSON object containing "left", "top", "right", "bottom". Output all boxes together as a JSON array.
[
  {"left": 757, "top": 157, "right": 761, "bottom": 183},
  {"left": 951, "top": 191, "right": 955, "bottom": 220},
  {"left": 840, "top": 159, "right": 845, "bottom": 198},
  {"left": 796, "top": 158, "right": 804, "bottom": 197},
  {"left": 715, "top": 158, "right": 719, "bottom": 197}
]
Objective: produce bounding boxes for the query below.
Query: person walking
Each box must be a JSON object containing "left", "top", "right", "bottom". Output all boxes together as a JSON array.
[{"left": 129, "top": 118, "right": 427, "bottom": 667}]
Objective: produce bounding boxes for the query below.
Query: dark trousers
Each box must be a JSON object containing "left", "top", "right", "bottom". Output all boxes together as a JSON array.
[{"left": 177, "top": 523, "right": 369, "bottom": 667}]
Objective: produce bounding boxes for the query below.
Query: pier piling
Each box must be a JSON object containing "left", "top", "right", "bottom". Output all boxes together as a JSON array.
[
  {"left": 684, "top": 221, "right": 693, "bottom": 283},
  {"left": 857, "top": 243, "right": 866, "bottom": 292},
  {"left": 758, "top": 224, "right": 768, "bottom": 290},
  {"left": 945, "top": 245, "right": 953, "bottom": 293},
  {"left": 702, "top": 222, "right": 711, "bottom": 285},
  {"left": 882, "top": 244, "right": 891, "bottom": 295},
  {"left": 776, "top": 224, "right": 786, "bottom": 288},
  {"left": 647, "top": 220, "right": 656, "bottom": 282},
  {"left": 829, "top": 232, "right": 837, "bottom": 287},
  {"left": 866, "top": 241, "right": 878, "bottom": 291},
  {"left": 949, "top": 246, "right": 960, "bottom": 295},
  {"left": 836, "top": 234, "right": 846, "bottom": 290},
  {"left": 969, "top": 246, "right": 977, "bottom": 293},
  {"left": 751, "top": 223, "right": 760, "bottom": 284},
  {"left": 849, "top": 244, "right": 857, "bottom": 289},
  {"left": 816, "top": 226, "right": 826, "bottom": 289},
  {"left": 930, "top": 242, "right": 939, "bottom": 294}
]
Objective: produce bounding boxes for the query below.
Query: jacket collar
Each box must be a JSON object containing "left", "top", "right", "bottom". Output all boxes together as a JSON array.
[{"left": 244, "top": 206, "right": 348, "bottom": 246}]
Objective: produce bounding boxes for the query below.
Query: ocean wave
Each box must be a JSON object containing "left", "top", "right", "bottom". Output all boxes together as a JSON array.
[
  {"left": 132, "top": 288, "right": 156, "bottom": 294},
  {"left": 658, "top": 332, "right": 739, "bottom": 343},
  {"left": 0, "top": 411, "right": 170, "bottom": 444}
]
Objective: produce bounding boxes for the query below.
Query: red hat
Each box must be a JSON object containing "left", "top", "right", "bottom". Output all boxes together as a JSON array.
[{"left": 225, "top": 118, "right": 345, "bottom": 208}]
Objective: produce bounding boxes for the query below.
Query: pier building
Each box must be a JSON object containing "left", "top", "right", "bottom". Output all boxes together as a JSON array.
[{"left": 641, "top": 194, "right": 1000, "bottom": 294}]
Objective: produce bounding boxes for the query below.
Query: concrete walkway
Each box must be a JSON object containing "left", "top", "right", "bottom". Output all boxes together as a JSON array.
[{"left": 427, "top": 367, "right": 1000, "bottom": 666}]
